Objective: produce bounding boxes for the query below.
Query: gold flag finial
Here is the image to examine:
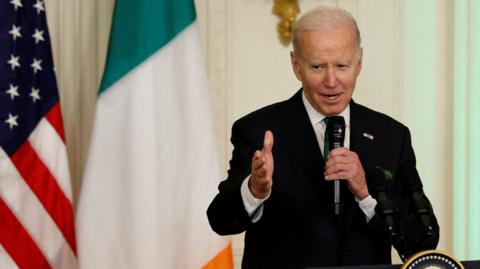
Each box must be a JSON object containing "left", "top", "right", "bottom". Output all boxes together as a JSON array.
[{"left": 273, "top": 0, "right": 300, "bottom": 46}]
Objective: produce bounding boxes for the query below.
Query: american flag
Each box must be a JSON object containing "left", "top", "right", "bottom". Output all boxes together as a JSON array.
[{"left": 0, "top": 0, "right": 77, "bottom": 268}]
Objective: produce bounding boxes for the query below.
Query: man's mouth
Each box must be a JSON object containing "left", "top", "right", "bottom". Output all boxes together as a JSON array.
[{"left": 323, "top": 93, "right": 341, "bottom": 101}]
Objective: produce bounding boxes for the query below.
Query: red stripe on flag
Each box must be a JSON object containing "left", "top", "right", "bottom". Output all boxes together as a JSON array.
[
  {"left": 0, "top": 197, "right": 52, "bottom": 269},
  {"left": 11, "top": 141, "right": 77, "bottom": 255},
  {"left": 45, "top": 103, "right": 66, "bottom": 142}
]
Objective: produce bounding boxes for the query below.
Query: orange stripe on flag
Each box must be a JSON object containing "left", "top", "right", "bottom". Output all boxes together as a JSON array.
[{"left": 202, "top": 242, "right": 234, "bottom": 269}]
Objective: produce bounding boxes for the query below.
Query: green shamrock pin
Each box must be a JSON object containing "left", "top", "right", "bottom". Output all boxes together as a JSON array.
[{"left": 376, "top": 167, "right": 393, "bottom": 180}]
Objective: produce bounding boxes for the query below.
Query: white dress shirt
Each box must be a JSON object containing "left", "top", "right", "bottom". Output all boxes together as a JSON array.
[{"left": 241, "top": 91, "right": 377, "bottom": 222}]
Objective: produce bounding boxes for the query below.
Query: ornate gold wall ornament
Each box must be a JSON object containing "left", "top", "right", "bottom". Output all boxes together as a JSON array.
[{"left": 272, "top": 0, "right": 300, "bottom": 46}]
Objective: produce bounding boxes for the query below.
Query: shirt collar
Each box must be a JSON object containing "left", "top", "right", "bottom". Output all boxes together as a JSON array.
[{"left": 301, "top": 90, "right": 350, "bottom": 127}]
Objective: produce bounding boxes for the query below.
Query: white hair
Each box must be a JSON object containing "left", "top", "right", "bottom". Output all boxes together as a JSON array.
[{"left": 292, "top": 7, "right": 362, "bottom": 57}]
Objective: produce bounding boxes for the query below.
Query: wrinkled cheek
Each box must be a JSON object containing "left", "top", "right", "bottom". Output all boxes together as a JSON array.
[{"left": 308, "top": 80, "right": 326, "bottom": 92}]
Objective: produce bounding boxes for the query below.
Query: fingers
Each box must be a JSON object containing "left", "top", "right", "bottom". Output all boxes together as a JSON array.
[
  {"left": 254, "top": 164, "right": 269, "bottom": 178},
  {"left": 250, "top": 154, "right": 273, "bottom": 198},
  {"left": 263, "top": 130, "right": 274, "bottom": 153},
  {"left": 324, "top": 148, "right": 354, "bottom": 176},
  {"left": 324, "top": 148, "right": 359, "bottom": 179},
  {"left": 326, "top": 147, "right": 349, "bottom": 158},
  {"left": 324, "top": 163, "right": 355, "bottom": 180},
  {"left": 249, "top": 131, "right": 275, "bottom": 199},
  {"left": 324, "top": 148, "right": 368, "bottom": 198},
  {"left": 252, "top": 152, "right": 269, "bottom": 177},
  {"left": 252, "top": 151, "right": 265, "bottom": 170},
  {"left": 254, "top": 130, "right": 274, "bottom": 176}
]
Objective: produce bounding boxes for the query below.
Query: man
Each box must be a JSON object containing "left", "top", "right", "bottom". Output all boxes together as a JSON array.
[{"left": 207, "top": 7, "right": 439, "bottom": 268}]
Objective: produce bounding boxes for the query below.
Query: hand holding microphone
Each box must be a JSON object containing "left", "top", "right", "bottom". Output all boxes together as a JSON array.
[{"left": 324, "top": 116, "right": 369, "bottom": 215}]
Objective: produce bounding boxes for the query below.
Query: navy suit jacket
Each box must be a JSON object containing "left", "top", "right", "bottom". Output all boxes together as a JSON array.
[{"left": 207, "top": 90, "right": 439, "bottom": 269}]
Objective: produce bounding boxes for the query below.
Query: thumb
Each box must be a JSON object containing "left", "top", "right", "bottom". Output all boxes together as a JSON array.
[{"left": 262, "top": 130, "right": 274, "bottom": 153}]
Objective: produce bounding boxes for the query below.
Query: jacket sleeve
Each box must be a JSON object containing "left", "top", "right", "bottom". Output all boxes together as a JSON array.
[
  {"left": 206, "top": 118, "right": 262, "bottom": 235},
  {"left": 397, "top": 127, "right": 440, "bottom": 254},
  {"left": 371, "top": 126, "right": 440, "bottom": 258}
]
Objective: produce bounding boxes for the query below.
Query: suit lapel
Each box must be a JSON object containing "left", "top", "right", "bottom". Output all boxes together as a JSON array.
[
  {"left": 279, "top": 94, "right": 377, "bottom": 235},
  {"left": 280, "top": 90, "right": 325, "bottom": 176},
  {"left": 349, "top": 101, "right": 375, "bottom": 165}
]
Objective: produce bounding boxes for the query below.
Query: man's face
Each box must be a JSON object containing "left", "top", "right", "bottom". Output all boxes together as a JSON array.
[{"left": 291, "top": 25, "right": 362, "bottom": 116}]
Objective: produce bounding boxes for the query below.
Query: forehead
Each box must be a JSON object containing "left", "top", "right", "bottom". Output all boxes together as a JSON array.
[{"left": 296, "top": 26, "right": 357, "bottom": 60}]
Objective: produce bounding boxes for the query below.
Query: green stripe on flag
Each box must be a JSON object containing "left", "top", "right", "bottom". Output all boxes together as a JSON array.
[{"left": 99, "top": 0, "right": 196, "bottom": 94}]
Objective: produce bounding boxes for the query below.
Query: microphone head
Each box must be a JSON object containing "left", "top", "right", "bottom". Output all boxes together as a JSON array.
[
  {"left": 326, "top": 116, "right": 345, "bottom": 149},
  {"left": 398, "top": 166, "right": 423, "bottom": 191}
]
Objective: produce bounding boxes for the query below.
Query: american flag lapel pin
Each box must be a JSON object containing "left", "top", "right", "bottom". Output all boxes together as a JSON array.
[{"left": 363, "top": 132, "right": 374, "bottom": 141}]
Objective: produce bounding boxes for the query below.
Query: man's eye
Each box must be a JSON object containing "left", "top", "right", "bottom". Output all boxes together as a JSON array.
[
  {"left": 337, "top": 64, "right": 349, "bottom": 69},
  {"left": 311, "top": 64, "right": 324, "bottom": 69}
]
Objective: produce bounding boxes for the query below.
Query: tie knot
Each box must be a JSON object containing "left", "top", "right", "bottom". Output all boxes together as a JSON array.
[{"left": 322, "top": 116, "right": 331, "bottom": 127}]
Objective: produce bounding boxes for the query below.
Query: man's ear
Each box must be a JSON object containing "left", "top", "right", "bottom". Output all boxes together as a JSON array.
[
  {"left": 290, "top": 51, "right": 302, "bottom": 81},
  {"left": 356, "top": 48, "right": 363, "bottom": 77}
]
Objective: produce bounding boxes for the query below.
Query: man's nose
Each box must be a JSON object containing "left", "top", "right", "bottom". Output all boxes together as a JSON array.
[{"left": 323, "top": 68, "right": 337, "bottom": 88}]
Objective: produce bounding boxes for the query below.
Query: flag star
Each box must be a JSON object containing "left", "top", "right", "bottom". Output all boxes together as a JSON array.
[
  {"left": 10, "top": 0, "right": 23, "bottom": 10},
  {"left": 7, "top": 54, "right": 21, "bottom": 70},
  {"left": 9, "top": 25, "right": 22, "bottom": 40},
  {"left": 6, "top": 84, "right": 20, "bottom": 100},
  {"left": 30, "top": 87, "right": 41, "bottom": 102},
  {"left": 32, "top": 28, "right": 45, "bottom": 43},
  {"left": 31, "top": 58, "right": 43, "bottom": 73},
  {"left": 5, "top": 113, "right": 19, "bottom": 129},
  {"left": 33, "top": 0, "right": 45, "bottom": 14}
]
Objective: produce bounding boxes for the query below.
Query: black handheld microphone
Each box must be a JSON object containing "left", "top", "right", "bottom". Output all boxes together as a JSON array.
[
  {"left": 326, "top": 116, "right": 345, "bottom": 215},
  {"left": 366, "top": 167, "right": 398, "bottom": 237},
  {"left": 398, "top": 166, "right": 434, "bottom": 236}
]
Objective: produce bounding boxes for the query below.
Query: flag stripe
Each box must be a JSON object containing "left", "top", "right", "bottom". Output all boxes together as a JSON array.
[
  {"left": 10, "top": 142, "right": 77, "bottom": 254},
  {"left": 44, "top": 103, "right": 66, "bottom": 142},
  {"left": 29, "top": 117, "right": 73, "bottom": 201},
  {"left": 0, "top": 198, "right": 52, "bottom": 269},
  {"left": 0, "top": 148, "right": 77, "bottom": 269},
  {"left": 77, "top": 23, "right": 232, "bottom": 269},
  {"left": 202, "top": 243, "right": 234, "bottom": 269},
  {"left": 76, "top": 0, "right": 232, "bottom": 267},
  {"left": 99, "top": 0, "right": 195, "bottom": 93},
  {"left": 1, "top": 1, "right": 76, "bottom": 268},
  {"left": 0, "top": 244, "right": 19, "bottom": 269}
]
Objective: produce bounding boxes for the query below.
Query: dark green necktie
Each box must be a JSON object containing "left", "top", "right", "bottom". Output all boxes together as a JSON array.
[
  {"left": 323, "top": 116, "right": 342, "bottom": 216},
  {"left": 323, "top": 117, "right": 330, "bottom": 160}
]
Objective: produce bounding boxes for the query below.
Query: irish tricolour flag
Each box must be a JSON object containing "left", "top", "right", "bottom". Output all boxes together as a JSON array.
[{"left": 75, "top": 0, "right": 233, "bottom": 268}]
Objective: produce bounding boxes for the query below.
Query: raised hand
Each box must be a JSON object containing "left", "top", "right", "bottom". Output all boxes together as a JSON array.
[{"left": 248, "top": 130, "right": 274, "bottom": 199}]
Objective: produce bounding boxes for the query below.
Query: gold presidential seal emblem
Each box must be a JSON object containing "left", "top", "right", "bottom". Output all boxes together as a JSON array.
[{"left": 402, "top": 250, "right": 464, "bottom": 269}]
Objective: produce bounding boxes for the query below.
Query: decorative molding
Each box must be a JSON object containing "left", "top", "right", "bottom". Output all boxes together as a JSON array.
[
  {"left": 393, "top": 0, "right": 404, "bottom": 122},
  {"left": 272, "top": 0, "right": 299, "bottom": 46}
]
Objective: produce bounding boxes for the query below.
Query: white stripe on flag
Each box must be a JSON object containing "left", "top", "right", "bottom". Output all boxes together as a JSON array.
[
  {"left": 0, "top": 149, "right": 77, "bottom": 269},
  {"left": 77, "top": 23, "right": 230, "bottom": 268},
  {"left": 0, "top": 244, "right": 18, "bottom": 269},
  {"left": 28, "top": 118, "right": 73, "bottom": 201}
]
